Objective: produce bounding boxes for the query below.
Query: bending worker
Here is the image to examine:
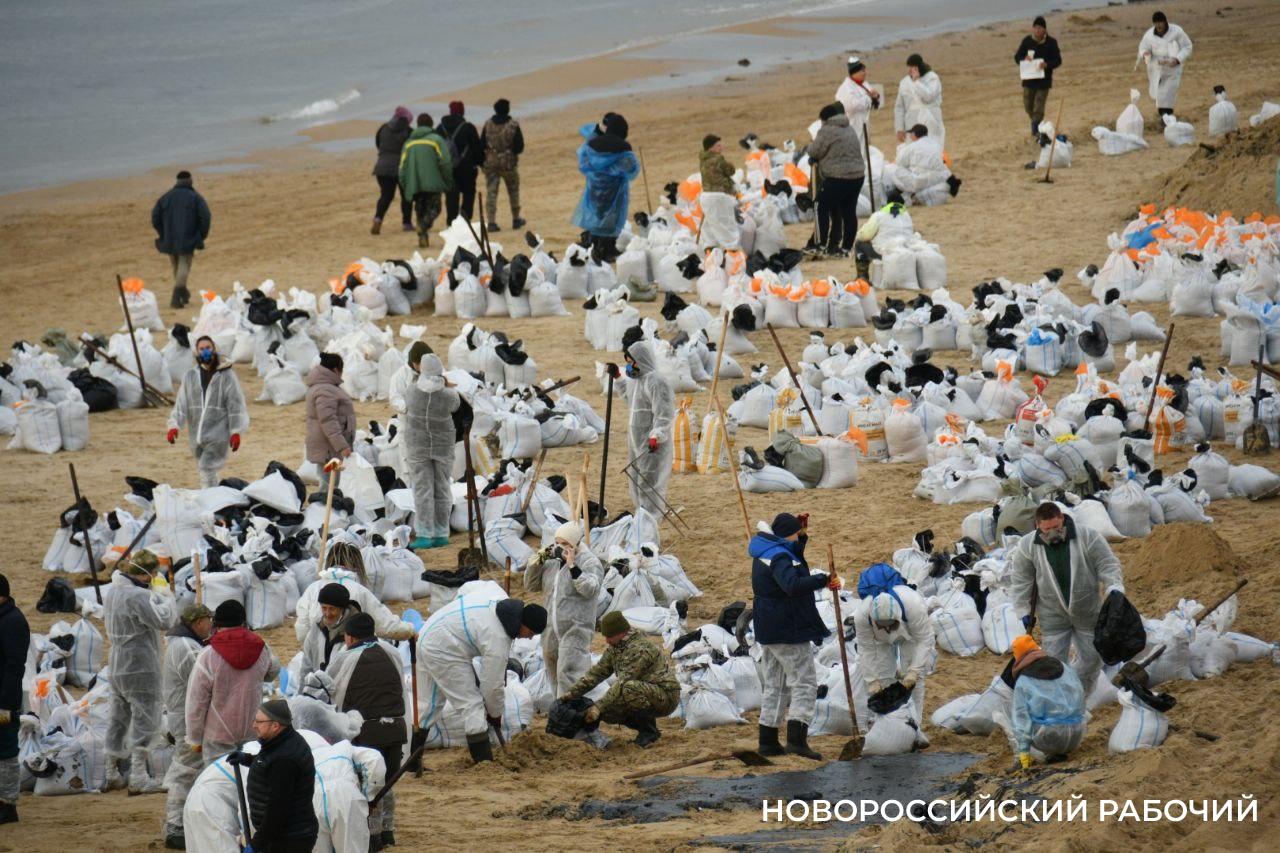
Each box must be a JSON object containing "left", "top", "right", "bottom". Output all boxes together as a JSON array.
[
  {"left": 1008, "top": 634, "right": 1087, "bottom": 769},
  {"left": 167, "top": 335, "right": 249, "bottom": 488},
  {"left": 524, "top": 521, "right": 604, "bottom": 696},
  {"left": 854, "top": 561, "right": 936, "bottom": 726},
  {"left": 624, "top": 339, "right": 675, "bottom": 519},
  {"left": 402, "top": 346, "right": 459, "bottom": 550}
]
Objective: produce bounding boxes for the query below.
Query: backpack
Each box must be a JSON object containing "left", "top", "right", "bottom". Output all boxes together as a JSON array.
[
  {"left": 442, "top": 121, "right": 471, "bottom": 168},
  {"left": 857, "top": 562, "right": 909, "bottom": 618}
]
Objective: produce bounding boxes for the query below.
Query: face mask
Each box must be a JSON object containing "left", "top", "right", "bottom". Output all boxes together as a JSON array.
[
  {"left": 198, "top": 349, "right": 215, "bottom": 363},
  {"left": 625, "top": 363, "right": 637, "bottom": 377},
  {"left": 1041, "top": 526, "right": 1067, "bottom": 544}
]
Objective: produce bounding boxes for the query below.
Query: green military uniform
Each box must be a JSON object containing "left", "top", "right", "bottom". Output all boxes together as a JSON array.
[{"left": 567, "top": 630, "right": 679, "bottom": 723}]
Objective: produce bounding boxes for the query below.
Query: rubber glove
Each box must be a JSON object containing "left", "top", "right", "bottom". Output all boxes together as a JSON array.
[
  {"left": 648, "top": 436, "right": 658, "bottom": 452},
  {"left": 229, "top": 433, "right": 241, "bottom": 452},
  {"left": 150, "top": 574, "right": 170, "bottom": 593},
  {"left": 569, "top": 566, "right": 582, "bottom": 580},
  {"left": 583, "top": 705, "right": 601, "bottom": 724},
  {"left": 827, "top": 574, "right": 843, "bottom": 591},
  {"left": 1021, "top": 614, "right": 1035, "bottom": 630},
  {"left": 166, "top": 428, "right": 179, "bottom": 444},
  {"left": 901, "top": 673, "right": 918, "bottom": 691},
  {"left": 1018, "top": 752, "right": 1033, "bottom": 770},
  {"left": 323, "top": 458, "right": 343, "bottom": 473}
]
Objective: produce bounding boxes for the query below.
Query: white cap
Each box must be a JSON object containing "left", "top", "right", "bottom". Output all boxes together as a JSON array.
[{"left": 554, "top": 521, "right": 584, "bottom": 547}]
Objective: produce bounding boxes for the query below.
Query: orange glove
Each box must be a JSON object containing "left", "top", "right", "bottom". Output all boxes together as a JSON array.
[
  {"left": 827, "top": 575, "right": 842, "bottom": 591},
  {"left": 323, "top": 458, "right": 342, "bottom": 473},
  {"left": 166, "top": 428, "right": 179, "bottom": 444},
  {"left": 229, "top": 434, "right": 240, "bottom": 452}
]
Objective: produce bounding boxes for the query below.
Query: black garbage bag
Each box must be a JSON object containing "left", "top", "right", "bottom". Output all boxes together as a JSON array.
[
  {"left": 1093, "top": 589, "right": 1147, "bottom": 665},
  {"left": 37, "top": 578, "right": 79, "bottom": 614},
  {"left": 68, "top": 368, "right": 119, "bottom": 412},
  {"left": 717, "top": 601, "right": 747, "bottom": 635},
  {"left": 1119, "top": 676, "right": 1177, "bottom": 712},
  {"left": 420, "top": 564, "right": 481, "bottom": 588},
  {"left": 546, "top": 697, "right": 595, "bottom": 739},
  {"left": 867, "top": 681, "right": 912, "bottom": 715}
]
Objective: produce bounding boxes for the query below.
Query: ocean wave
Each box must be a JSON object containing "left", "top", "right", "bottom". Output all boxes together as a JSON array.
[{"left": 264, "top": 88, "right": 361, "bottom": 123}]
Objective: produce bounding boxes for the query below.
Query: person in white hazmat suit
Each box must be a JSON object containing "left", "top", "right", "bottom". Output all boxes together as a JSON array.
[
  {"left": 624, "top": 339, "right": 675, "bottom": 518},
  {"left": 415, "top": 596, "right": 546, "bottom": 763},
  {"left": 522, "top": 521, "right": 605, "bottom": 696},
  {"left": 1138, "top": 11, "right": 1192, "bottom": 117},
  {"left": 402, "top": 346, "right": 460, "bottom": 550},
  {"left": 835, "top": 56, "right": 880, "bottom": 144},
  {"left": 1009, "top": 503, "right": 1124, "bottom": 696},
  {"left": 286, "top": 670, "right": 365, "bottom": 746},
  {"left": 104, "top": 550, "right": 179, "bottom": 794},
  {"left": 893, "top": 53, "right": 944, "bottom": 149},
  {"left": 182, "top": 729, "right": 385, "bottom": 853},
  {"left": 167, "top": 335, "right": 249, "bottom": 488},
  {"left": 854, "top": 569, "right": 936, "bottom": 726},
  {"left": 161, "top": 604, "right": 212, "bottom": 849},
  {"left": 881, "top": 124, "right": 958, "bottom": 207}
]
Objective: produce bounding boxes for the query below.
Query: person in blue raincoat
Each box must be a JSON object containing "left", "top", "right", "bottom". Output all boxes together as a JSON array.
[{"left": 571, "top": 113, "right": 639, "bottom": 258}]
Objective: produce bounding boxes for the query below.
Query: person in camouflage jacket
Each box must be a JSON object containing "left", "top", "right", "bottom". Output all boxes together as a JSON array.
[{"left": 561, "top": 612, "right": 678, "bottom": 747}]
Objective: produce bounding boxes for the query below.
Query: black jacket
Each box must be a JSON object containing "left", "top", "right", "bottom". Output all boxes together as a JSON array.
[
  {"left": 438, "top": 115, "right": 483, "bottom": 175},
  {"left": 247, "top": 727, "right": 318, "bottom": 849},
  {"left": 373, "top": 117, "right": 413, "bottom": 177},
  {"left": 339, "top": 643, "right": 407, "bottom": 749},
  {"left": 0, "top": 598, "right": 31, "bottom": 712},
  {"left": 151, "top": 178, "right": 211, "bottom": 255},
  {"left": 1015, "top": 34, "right": 1061, "bottom": 90}
]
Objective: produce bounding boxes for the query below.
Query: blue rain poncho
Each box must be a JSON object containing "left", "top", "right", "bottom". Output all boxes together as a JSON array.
[{"left": 571, "top": 123, "right": 639, "bottom": 237}]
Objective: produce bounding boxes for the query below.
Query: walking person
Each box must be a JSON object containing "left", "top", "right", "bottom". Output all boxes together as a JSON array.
[
  {"left": 697, "top": 135, "right": 739, "bottom": 250},
  {"left": 151, "top": 170, "right": 211, "bottom": 309},
  {"left": 439, "top": 101, "right": 482, "bottom": 225},
  {"left": 166, "top": 335, "right": 249, "bottom": 488},
  {"left": 1015, "top": 16, "right": 1062, "bottom": 139},
  {"left": 893, "top": 54, "right": 944, "bottom": 149},
  {"left": 480, "top": 99, "right": 526, "bottom": 232},
  {"left": 401, "top": 346, "right": 459, "bottom": 550},
  {"left": 749, "top": 512, "right": 833, "bottom": 760},
  {"left": 835, "top": 56, "right": 880, "bottom": 144},
  {"left": 807, "top": 103, "right": 866, "bottom": 258},
  {"left": 371, "top": 106, "right": 414, "bottom": 235},
  {"left": 305, "top": 353, "right": 356, "bottom": 495},
  {"left": 398, "top": 113, "right": 453, "bottom": 248},
  {"left": 232, "top": 701, "right": 318, "bottom": 853},
  {"left": 573, "top": 112, "right": 639, "bottom": 261},
  {"left": 327, "top": 613, "right": 408, "bottom": 850},
  {"left": 1138, "top": 11, "right": 1192, "bottom": 118},
  {"left": 0, "top": 573, "right": 30, "bottom": 826},
  {"left": 161, "top": 605, "right": 212, "bottom": 849}
]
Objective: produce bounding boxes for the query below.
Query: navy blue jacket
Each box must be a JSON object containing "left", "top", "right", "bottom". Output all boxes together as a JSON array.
[
  {"left": 0, "top": 598, "right": 30, "bottom": 713},
  {"left": 151, "top": 179, "right": 211, "bottom": 255},
  {"left": 749, "top": 533, "right": 830, "bottom": 646}
]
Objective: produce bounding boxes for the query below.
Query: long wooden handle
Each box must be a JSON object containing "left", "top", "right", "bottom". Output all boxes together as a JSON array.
[
  {"left": 714, "top": 396, "right": 751, "bottom": 545},
  {"left": 863, "top": 125, "right": 876, "bottom": 209},
  {"left": 193, "top": 551, "right": 204, "bottom": 606},
  {"left": 624, "top": 751, "right": 731, "bottom": 780},
  {"left": 707, "top": 312, "right": 730, "bottom": 408},
  {"left": 1042, "top": 97, "right": 1066, "bottom": 182},
  {"left": 827, "top": 544, "right": 859, "bottom": 735},
  {"left": 317, "top": 462, "right": 339, "bottom": 571},
  {"left": 1192, "top": 579, "right": 1247, "bottom": 626},
  {"left": 68, "top": 463, "right": 103, "bottom": 604},
  {"left": 765, "top": 324, "right": 823, "bottom": 436},
  {"left": 1141, "top": 323, "right": 1175, "bottom": 432},
  {"left": 520, "top": 449, "right": 548, "bottom": 514}
]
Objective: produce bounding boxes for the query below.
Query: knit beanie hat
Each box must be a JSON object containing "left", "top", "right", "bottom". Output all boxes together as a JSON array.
[
  {"left": 554, "top": 521, "right": 584, "bottom": 547},
  {"left": 702, "top": 134, "right": 720, "bottom": 151},
  {"left": 770, "top": 513, "right": 802, "bottom": 538},
  {"left": 494, "top": 98, "right": 511, "bottom": 116},
  {"left": 182, "top": 604, "right": 213, "bottom": 625},
  {"left": 345, "top": 612, "right": 376, "bottom": 640},
  {"left": 1012, "top": 634, "right": 1040, "bottom": 661},
  {"left": 520, "top": 603, "right": 547, "bottom": 634},
  {"left": 260, "top": 699, "right": 292, "bottom": 726},
  {"left": 213, "top": 599, "right": 247, "bottom": 628},
  {"left": 449, "top": 100, "right": 464, "bottom": 116},
  {"left": 317, "top": 583, "right": 351, "bottom": 609}
]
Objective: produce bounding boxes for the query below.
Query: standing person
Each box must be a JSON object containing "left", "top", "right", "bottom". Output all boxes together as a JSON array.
[
  {"left": 559, "top": 612, "right": 680, "bottom": 748},
  {"left": 853, "top": 561, "right": 936, "bottom": 726},
  {"left": 572, "top": 112, "right": 640, "bottom": 261},
  {"left": 416, "top": 597, "right": 546, "bottom": 763},
  {"left": 151, "top": 170, "right": 211, "bottom": 309},
  {"left": 161, "top": 605, "right": 212, "bottom": 849},
  {"left": 523, "top": 522, "right": 604, "bottom": 696},
  {"left": 893, "top": 54, "right": 944, "bottom": 149},
  {"left": 697, "top": 135, "right": 739, "bottom": 250},
  {"left": 185, "top": 600, "right": 281, "bottom": 766},
  {"left": 0, "top": 573, "right": 30, "bottom": 826},
  {"left": 1015, "top": 16, "right": 1062, "bottom": 139},
  {"left": 166, "top": 335, "right": 249, "bottom": 488},
  {"left": 480, "top": 99, "right": 526, "bottom": 232},
  {"left": 1138, "top": 11, "right": 1192, "bottom": 118},
  {"left": 401, "top": 347, "right": 459, "bottom": 550},
  {"left": 305, "top": 353, "right": 355, "bottom": 496},
  {"left": 398, "top": 113, "right": 453, "bottom": 249},
  {"left": 1007, "top": 635, "right": 1087, "bottom": 768},
  {"left": 327, "top": 613, "right": 407, "bottom": 850},
  {"left": 104, "top": 550, "right": 178, "bottom": 794},
  {"left": 623, "top": 339, "right": 674, "bottom": 519},
  {"left": 439, "top": 101, "right": 482, "bottom": 226},
  {"left": 371, "top": 106, "right": 414, "bottom": 235},
  {"left": 835, "top": 56, "right": 881, "bottom": 144},
  {"left": 235, "top": 701, "right": 318, "bottom": 853},
  {"left": 1010, "top": 502, "right": 1125, "bottom": 695},
  {"left": 807, "top": 103, "right": 866, "bottom": 258},
  {"left": 748, "top": 513, "right": 833, "bottom": 760}
]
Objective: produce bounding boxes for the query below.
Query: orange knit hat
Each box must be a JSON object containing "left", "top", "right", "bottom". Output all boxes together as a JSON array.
[{"left": 1011, "top": 634, "right": 1040, "bottom": 661}]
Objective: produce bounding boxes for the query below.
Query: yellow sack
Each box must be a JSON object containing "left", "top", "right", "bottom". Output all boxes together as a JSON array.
[
  {"left": 768, "top": 387, "right": 803, "bottom": 441},
  {"left": 672, "top": 397, "right": 696, "bottom": 473},
  {"left": 470, "top": 435, "right": 497, "bottom": 478},
  {"left": 697, "top": 410, "right": 732, "bottom": 473}
]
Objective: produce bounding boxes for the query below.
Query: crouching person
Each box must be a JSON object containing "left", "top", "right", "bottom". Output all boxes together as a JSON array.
[
  {"left": 1009, "top": 635, "right": 1086, "bottom": 768},
  {"left": 559, "top": 612, "right": 679, "bottom": 748}
]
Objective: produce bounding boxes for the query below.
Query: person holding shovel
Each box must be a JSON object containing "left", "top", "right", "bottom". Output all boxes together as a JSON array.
[
  {"left": 161, "top": 604, "right": 212, "bottom": 849},
  {"left": 624, "top": 339, "right": 675, "bottom": 519},
  {"left": 1010, "top": 502, "right": 1125, "bottom": 698},
  {"left": 524, "top": 521, "right": 605, "bottom": 699},
  {"left": 749, "top": 512, "right": 834, "bottom": 760},
  {"left": 402, "top": 346, "right": 459, "bottom": 549},
  {"left": 167, "top": 335, "right": 248, "bottom": 488}
]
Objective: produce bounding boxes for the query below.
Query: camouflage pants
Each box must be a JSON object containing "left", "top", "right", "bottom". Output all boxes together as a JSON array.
[
  {"left": 412, "top": 192, "right": 442, "bottom": 233},
  {"left": 484, "top": 168, "right": 520, "bottom": 223},
  {"left": 596, "top": 679, "right": 680, "bottom": 724}
]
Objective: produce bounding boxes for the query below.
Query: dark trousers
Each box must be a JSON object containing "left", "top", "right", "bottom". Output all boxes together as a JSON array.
[
  {"left": 1023, "top": 86, "right": 1050, "bottom": 136},
  {"left": 412, "top": 192, "right": 442, "bottom": 233},
  {"left": 446, "top": 169, "right": 477, "bottom": 224},
  {"left": 817, "top": 176, "right": 864, "bottom": 252},
  {"left": 375, "top": 175, "right": 412, "bottom": 224},
  {"left": 258, "top": 836, "right": 318, "bottom": 853}
]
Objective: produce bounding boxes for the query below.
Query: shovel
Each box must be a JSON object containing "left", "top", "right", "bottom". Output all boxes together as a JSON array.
[
  {"left": 503, "top": 448, "right": 547, "bottom": 528},
  {"left": 765, "top": 324, "right": 823, "bottom": 436},
  {"left": 826, "top": 544, "right": 864, "bottom": 761},
  {"left": 623, "top": 748, "right": 773, "bottom": 781},
  {"left": 457, "top": 434, "right": 487, "bottom": 569},
  {"left": 1113, "top": 578, "right": 1247, "bottom": 687},
  {"left": 316, "top": 459, "right": 340, "bottom": 572},
  {"left": 1242, "top": 342, "right": 1271, "bottom": 455},
  {"left": 230, "top": 754, "right": 253, "bottom": 852},
  {"left": 68, "top": 463, "right": 102, "bottom": 605}
]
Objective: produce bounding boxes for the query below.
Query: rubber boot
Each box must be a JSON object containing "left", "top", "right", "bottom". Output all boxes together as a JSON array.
[
  {"left": 512, "top": 218, "right": 527, "bottom": 230},
  {"left": 0, "top": 801, "right": 17, "bottom": 825},
  {"left": 169, "top": 286, "right": 190, "bottom": 309},
  {"left": 466, "top": 732, "right": 493, "bottom": 764},
  {"left": 381, "top": 831, "right": 397, "bottom": 847},
  {"left": 417, "top": 228, "right": 430, "bottom": 249},
  {"left": 785, "top": 720, "right": 822, "bottom": 760},
  {"left": 757, "top": 724, "right": 785, "bottom": 757},
  {"left": 104, "top": 757, "right": 128, "bottom": 792},
  {"left": 946, "top": 175, "right": 962, "bottom": 198},
  {"left": 163, "top": 833, "right": 185, "bottom": 849},
  {"left": 633, "top": 716, "right": 661, "bottom": 748},
  {"left": 128, "top": 747, "right": 165, "bottom": 795}
]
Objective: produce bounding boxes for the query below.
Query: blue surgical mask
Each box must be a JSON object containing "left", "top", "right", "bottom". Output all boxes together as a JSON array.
[
  {"left": 625, "top": 363, "right": 637, "bottom": 377},
  {"left": 198, "top": 349, "right": 214, "bottom": 363}
]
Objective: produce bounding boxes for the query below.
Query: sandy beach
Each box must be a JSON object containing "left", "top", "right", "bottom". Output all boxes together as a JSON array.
[{"left": 1, "top": 0, "right": 1278, "bottom": 849}]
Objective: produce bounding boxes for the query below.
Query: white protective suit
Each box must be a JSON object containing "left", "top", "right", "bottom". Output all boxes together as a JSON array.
[
  {"left": 1009, "top": 519, "right": 1124, "bottom": 693},
  {"left": 836, "top": 76, "right": 879, "bottom": 143},
  {"left": 299, "top": 602, "right": 362, "bottom": 678},
  {"left": 1138, "top": 23, "right": 1193, "bottom": 110},
  {"left": 162, "top": 620, "right": 207, "bottom": 839},
  {"left": 856, "top": 202, "right": 915, "bottom": 256},
  {"left": 402, "top": 355, "right": 460, "bottom": 541},
  {"left": 523, "top": 541, "right": 604, "bottom": 695},
  {"left": 416, "top": 595, "right": 522, "bottom": 737},
  {"left": 182, "top": 730, "right": 385, "bottom": 853},
  {"left": 893, "top": 71, "right": 944, "bottom": 149},
  {"left": 168, "top": 360, "right": 249, "bottom": 488},
  {"left": 104, "top": 570, "right": 178, "bottom": 775},
  {"left": 854, "top": 585, "right": 936, "bottom": 725},
  {"left": 881, "top": 136, "right": 952, "bottom": 207},
  {"left": 294, "top": 570, "right": 415, "bottom": 650},
  {"left": 625, "top": 340, "right": 675, "bottom": 518}
]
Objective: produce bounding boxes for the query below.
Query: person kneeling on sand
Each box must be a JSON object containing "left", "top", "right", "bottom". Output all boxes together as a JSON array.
[{"left": 880, "top": 124, "right": 960, "bottom": 207}]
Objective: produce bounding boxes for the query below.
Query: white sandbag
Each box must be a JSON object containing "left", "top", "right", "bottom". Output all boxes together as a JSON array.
[
  {"left": 13, "top": 398, "right": 62, "bottom": 454},
  {"left": 884, "top": 403, "right": 927, "bottom": 463},
  {"left": 243, "top": 570, "right": 291, "bottom": 630},
  {"left": 1108, "top": 689, "right": 1169, "bottom": 753},
  {"left": 1107, "top": 476, "right": 1152, "bottom": 538},
  {"left": 242, "top": 471, "right": 302, "bottom": 514},
  {"left": 1224, "top": 632, "right": 1278, "bottom": 663},
  {"left": 957, "top": 675, "right": 1014, "bottom": 735},
  {"left": 259, "top": 360, "right": 307, "bottom": 406},
  {"left": 932, "top": 693, "right": 985, "bottom": 733},
  {"left": 528, "top": 279, "right": 569, "bottom": 317},
  {"left": 719, "top": 656, "right": 761, "bottom": 713},
  {"left": 46, "top": 619, "right": 104, "bottom": 688},
  {"left": 1116, "top": 89, "right": 1144, "bottom": 137},
  {"left": 727, "top": 383, "right": 776, "bottom": 429},
  {"left": 930, "top": 584, "right": 984, "bottom": 657},
  {"left": 815, "top": 437, "right": 859, "bottom": 489},
  {"left": 915, "top": 245, "right": 947, "bottom": 290},
  {"left": 880, "top": 247, "right": 919, "bottom": 290},
  {"left": 55, "top": 399, "right": 89, "bottom": 452},
  {"left": 1228, "top": 463, "right": 1280, "bottom": 499},
  {"left": 981, "top": 589, "right": 1021, "bottom": 655},
  {"left": 862, "top": 706, "right": 927, "bottom": 755},
  {"left": 763, "top": 291, "right": 798, "bottom": 328},
  {"left": 1189, "top": 628, "right": 1235, "bottom": 679},
  {"left": 678, "top": 686, "right": 745, "bottom": 730},
  {"left": 738, "top": 464, "right": 804, "bottom": 493}
]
